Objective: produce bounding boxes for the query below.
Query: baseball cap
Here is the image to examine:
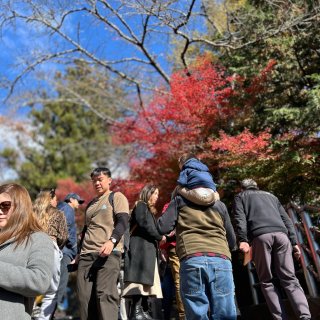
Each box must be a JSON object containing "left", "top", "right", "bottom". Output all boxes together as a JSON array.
[{"left": 64, "top": 193, "right": 85, "bottom": 204}]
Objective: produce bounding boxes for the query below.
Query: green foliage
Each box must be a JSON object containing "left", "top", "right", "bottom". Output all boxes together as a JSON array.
[
  {"left": 0, "top": 148, "right": 18, "bottom": 168},
  {"left": 303, "top": 74, "right": 320, "bottom": 132},
  {"left": 214, "top": 2, "right": 320, "bottom": 203},
  {"left": 221, "top": 2, "right": 320, "bottom": 132},
  {"left": 6, "top": 61, "right": 126, "bottom": 197}
]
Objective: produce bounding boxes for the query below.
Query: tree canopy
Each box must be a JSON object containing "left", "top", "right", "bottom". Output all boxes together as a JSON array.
[
  {"left": 1, "top": 61, "right": 128, "bottom": 197},
  {"left": 0, "top": 0, "right": 319, "bottom": 205}
]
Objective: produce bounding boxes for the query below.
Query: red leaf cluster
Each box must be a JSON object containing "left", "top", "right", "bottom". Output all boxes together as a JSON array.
[
  {"left": 56, "top": 177, "right": 94, "bottom": 204},
  {"left": 113, "top": 60, "right": 242, "bottom": 161},
  {"left": 210, "top": 129, "right": 271, "bottom": 154},
  {"left": 208, "top": 129, "right": 272, "bottom": 166}
]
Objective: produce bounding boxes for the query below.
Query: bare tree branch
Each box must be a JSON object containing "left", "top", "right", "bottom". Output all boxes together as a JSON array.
[
  {"left": 5, "top": 48, "right": 79, "bottom": 101},
  {"left": 173, "top": 0, "right": 196, "bottom": 32},
  {"left": 1, "top": 0, "right": 319, "bottom": 106}
]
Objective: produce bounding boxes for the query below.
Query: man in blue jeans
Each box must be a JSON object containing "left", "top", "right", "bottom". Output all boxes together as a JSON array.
[
  {"left": 56, "top": 193, "right": 84, "bottom": 310},
  {"left": 157, "top": 194, "right": 237, "bottom": 320}
]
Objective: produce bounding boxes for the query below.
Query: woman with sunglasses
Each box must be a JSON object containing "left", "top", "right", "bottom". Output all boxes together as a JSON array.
[
  {"left": 32, "top": 189, "right": 68, "bottom": 320},
  {"left": 0, "top": 183, "right": 54, "bottom": 320}
]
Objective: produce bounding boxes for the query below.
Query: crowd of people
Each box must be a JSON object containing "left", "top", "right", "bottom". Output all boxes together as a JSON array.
[{"left": 0, "top": 154, "right": 313, "bottom": 320}]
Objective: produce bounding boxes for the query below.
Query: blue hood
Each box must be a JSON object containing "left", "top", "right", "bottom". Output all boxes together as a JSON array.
[{"left": 177, "top": 158, "right": 216, "bottom": 190}]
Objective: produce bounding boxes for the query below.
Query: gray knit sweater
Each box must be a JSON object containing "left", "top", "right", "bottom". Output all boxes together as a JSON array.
[{"left": 0, "top": 232, "right": 54, "bottom": 320}]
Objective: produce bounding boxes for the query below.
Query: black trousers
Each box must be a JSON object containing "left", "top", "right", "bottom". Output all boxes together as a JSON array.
[{"left": 77, "top": 252, "right": 121, "bottom": 320}]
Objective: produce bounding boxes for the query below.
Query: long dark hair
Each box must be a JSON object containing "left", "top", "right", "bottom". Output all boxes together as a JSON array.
[{"left": 138, "top": 184, "right": 158, "bottom": 215}]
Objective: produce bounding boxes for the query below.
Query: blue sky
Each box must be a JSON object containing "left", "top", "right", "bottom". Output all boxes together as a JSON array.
[
  {"left": 0, "top": 0, "right": 207, "bottom": 113},
  {"left": 0, "top": 2, "right": 174, "bottom": 108}
]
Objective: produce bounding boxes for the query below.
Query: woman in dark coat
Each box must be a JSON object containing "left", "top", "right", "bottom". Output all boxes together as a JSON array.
[{"left": 123, "top": 185, "right": 165, "bottom": 320}]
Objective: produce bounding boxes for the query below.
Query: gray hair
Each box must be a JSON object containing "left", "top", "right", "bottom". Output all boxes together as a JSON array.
[{"left": 241, "top": 179, "right": 258, "bottom": 190}]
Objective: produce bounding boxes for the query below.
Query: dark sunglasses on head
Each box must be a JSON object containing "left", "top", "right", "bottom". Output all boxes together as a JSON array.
[
  {"left": 49, "top": 188, "right": 56, "bottom": 199},
  {"left": 0, "top": 201, "right": 12, "bottom": 214},
  {"left": 41, "top": 188, "right": 56, "bottom": 199}
]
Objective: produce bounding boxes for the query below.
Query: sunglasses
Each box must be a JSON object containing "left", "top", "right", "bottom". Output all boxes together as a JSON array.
[
  {"left": 0, "top": 201, "right": 12, "bottom": 214},
  {"left": 40, "top": 188, "right": 56, "bottom": 199},
  {"left": 49, "top": 188, "right": 56, "bottom": 199}
]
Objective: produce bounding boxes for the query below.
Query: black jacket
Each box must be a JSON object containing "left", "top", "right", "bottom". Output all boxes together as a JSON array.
[
  {"left": 233, "top": 188, "right": 297, "bottom": 245},
  {"left": 124, "top": 201, "right": 162, "bottom": 286}
]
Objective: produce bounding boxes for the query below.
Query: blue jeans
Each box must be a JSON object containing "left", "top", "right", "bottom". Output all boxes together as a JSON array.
[
  {"left": 57, "top": 254, "right": 72, "bottom": 304},
  {"left": 180, "top": 256, "right": 236, "bottom": 320}
]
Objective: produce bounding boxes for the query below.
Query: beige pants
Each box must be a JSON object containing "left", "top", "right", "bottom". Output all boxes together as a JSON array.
[{"left": 168, "top": 246, "right": 185, "bottom": 320}]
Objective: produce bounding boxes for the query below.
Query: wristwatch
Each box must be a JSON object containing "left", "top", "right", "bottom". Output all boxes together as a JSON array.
[{"left": 109, "top": 237, "right": 117, "bottom": 245}]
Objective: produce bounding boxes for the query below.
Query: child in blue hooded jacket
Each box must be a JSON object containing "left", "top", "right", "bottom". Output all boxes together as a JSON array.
[{"left": 176, "top": 154, "right": 219, "bottom": 205}]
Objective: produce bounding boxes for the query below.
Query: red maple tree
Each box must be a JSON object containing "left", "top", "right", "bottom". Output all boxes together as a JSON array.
[
  {"left": 56, "top": 177, "right": 94, "bottom": 204},
  {"left": 112, "top": 58, "right": 275, "bottom": 206}
]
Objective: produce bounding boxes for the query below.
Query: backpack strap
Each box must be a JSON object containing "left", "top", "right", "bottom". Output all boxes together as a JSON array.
[
  {"left": 77, "top": 197, "right": 99, "bottom": 254},
  {"left": 108, "top": 191, "right": 115, "bottom": 217}
]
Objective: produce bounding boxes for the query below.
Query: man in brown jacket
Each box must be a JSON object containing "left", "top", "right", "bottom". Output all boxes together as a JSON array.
[{"left": 158, "top": 194, "right": 237, "bottom": 320}]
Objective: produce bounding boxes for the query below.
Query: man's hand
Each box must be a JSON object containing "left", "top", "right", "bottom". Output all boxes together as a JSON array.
[
  {"left": 159, "top": 235, "right": 166, "bottom": 246},
  {"left": 67, "top": 255, "right": 80, "bottom": 272},
  {"left": 72, "top": 255, "right": 79, "bottom": 264},
  {"left": 293, "top": 245, "right": 301, "bottom": 260},
  {"left": 239, "top": 242, "right": 250, "bottom": 253},
  {"left": 167, "top": 230, "right": 176, "bottom": 237},
  {"left": 99, "top": 240, "right": 114, "bottom": 257}
]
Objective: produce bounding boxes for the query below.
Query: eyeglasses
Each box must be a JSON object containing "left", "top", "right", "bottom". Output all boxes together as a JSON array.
[{"left": 0, "top": 201, "right": 12, "bottom": 214}]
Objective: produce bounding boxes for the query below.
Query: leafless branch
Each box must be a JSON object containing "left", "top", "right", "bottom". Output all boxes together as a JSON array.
[
  {"left": 173, "top": 0, "right": 196, "bottom": 32},
  {"left": 5, "top": 48, "right": 79, "bottom": 101},
  {"left": 1, "top": 0, "right": 319, "bottom": 107}
]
